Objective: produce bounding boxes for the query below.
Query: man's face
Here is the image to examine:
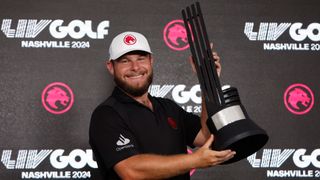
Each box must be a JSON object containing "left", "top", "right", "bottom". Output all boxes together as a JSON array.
[{"left": 107, "top": 51, "right": 153, "bottom": 97}]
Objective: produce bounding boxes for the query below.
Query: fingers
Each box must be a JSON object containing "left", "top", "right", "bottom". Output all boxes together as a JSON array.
[
  {"left": 202, "top": 134, "right": 235, "bottom": 165},
  {"left": 203, "top": 134, "right": 214, "bottom": 148},
  {"left": 212, "top": 52, "right": 220, "bottom": 63},
  {"left": 203, "top": 135, "right": 235, "bottom": 162},
  {"left": 194, "top": 135, "right": 236, "bottom": 168},
  {"left": 214, "top": 150, "right": 236, "bottom": 159},
  {"left": 211, "top": 150, "right": 236, "bottom": 165},
  {"left": 210, "top": 42, "right": 219, "bottom": 61},
  {"left": 209, "top": 42, "right": 221, "bottom": 76},
  {"left": 188, "top": 55, "right": 197, "bottom": 73}
]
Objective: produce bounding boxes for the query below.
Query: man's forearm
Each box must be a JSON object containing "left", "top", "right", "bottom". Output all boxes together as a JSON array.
[
  {"left": 114, "top": 153, "right": 196, "bottom": 179},
  {"left": 114, "top": 135, "right": 236, "bottom": 179}
]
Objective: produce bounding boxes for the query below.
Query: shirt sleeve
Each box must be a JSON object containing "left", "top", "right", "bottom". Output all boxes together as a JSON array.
[{"left": 89, "top": 105, "right": 139, "bottom": 170}]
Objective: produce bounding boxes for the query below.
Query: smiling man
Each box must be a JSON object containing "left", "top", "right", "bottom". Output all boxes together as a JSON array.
[{"left": 89, "top": 31, "right": 235, "bottom": 180}]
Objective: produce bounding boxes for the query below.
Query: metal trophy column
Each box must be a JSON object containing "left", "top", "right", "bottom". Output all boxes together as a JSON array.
[{"left": 182, "top": 2, "right": 268, "bottom": 164}]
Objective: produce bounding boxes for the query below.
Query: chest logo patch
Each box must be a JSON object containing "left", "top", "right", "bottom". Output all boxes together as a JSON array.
[
  {"left": 116, "top": 134, "right": 130, "bottom": 146},
  {"left": 167, "top": 117, "right": 178, "bottom": 130}
]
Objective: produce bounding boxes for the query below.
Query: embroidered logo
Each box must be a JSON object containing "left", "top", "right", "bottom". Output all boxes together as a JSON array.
[
  {"left": 116, "top": 134, "right": 130, "bottom": 146},
  {"left": 123, "top": 34, "right": 137, "bottom": 45},
  {"left": 167, "top": 117, "right": 178, "bottom": 130},
  {"left": 116, "top": 134, "right": 134, "bottom": 152}
]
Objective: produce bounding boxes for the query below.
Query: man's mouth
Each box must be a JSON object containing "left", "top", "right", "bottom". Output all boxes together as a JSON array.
[
  {"left": 126, "top": 73, "right": 145, "bottom": 80},
  {"left": 128, "top": 74, "right": 143, "bottom": 79}
]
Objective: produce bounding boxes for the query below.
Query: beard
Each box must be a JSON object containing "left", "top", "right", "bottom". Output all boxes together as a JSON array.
[{"left": 114, "top": 70, "right": 153, "bottom": 97}]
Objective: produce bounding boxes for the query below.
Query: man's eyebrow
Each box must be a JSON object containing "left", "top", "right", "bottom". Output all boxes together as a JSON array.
[{"left": 115, "top": 57, "right": 128, "bottom": 62}]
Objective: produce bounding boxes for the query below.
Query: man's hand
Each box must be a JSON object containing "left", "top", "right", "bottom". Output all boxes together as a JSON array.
[{"left": 193, "top": 134, "right": 236, "bottom": 168}]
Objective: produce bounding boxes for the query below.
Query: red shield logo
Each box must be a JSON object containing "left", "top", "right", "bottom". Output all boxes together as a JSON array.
[{"left": 167, "top": 117, "right": 178, "bottom": 129}]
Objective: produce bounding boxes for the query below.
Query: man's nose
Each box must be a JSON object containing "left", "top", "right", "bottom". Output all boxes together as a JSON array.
[{"left": 130, "top": 60, "right": 140, "bottom": 70}]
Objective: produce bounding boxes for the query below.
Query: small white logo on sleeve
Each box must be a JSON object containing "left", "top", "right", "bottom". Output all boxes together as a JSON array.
[{"left": 116, "top": 134, "right": 130, "bottom": 146}]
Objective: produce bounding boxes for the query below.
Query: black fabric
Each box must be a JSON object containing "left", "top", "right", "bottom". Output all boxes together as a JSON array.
[{"left": 89, "top": 87, "right": 201, "bottom": 179}]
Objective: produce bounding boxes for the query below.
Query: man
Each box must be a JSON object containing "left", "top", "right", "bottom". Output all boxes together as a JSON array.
[{"left": 89, "top": 31, "right": 236, "bottom": 179}]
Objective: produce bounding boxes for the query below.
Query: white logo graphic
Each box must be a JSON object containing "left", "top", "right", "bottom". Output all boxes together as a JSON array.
[
  {"left": 244, "top": 22, "right": 320, "bottom": 42},
  {"left": 247, "top": 148, "right": 320, "bottom": 178},
  {"left": 1, "top": 19, "right": 109, "bottom": 39},
  {"left": 1, "top": 19, "right": 109, "bottom": 49},
  {"left": 1, "top": 149, "right": 96, "bottom": 179},
  {"left": 116, "top": 134, "right": 130, "bottom": 146},
  {"left": 244, "top": 22, "right": 320, "bottom": 51},
  {"left": 247, "top": 148, "right": 320, "bottom": 168},
  {"left": 1, "top": 149, "right": 97, "bottom": 170},
  {"left": 148, "top": 84, "right": 202, "bottom": 113},
  {"left": 148, "top": 84, "right": 201, "bottom": 104}
]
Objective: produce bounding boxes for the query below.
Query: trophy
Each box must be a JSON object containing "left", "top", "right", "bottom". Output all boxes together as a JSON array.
[{"left": 182, "top": 2, "right": 268, "bottom": 164}]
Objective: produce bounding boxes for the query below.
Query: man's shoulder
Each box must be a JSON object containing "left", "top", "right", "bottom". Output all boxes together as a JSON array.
[
  {"left": 92, "top": 95, "right": 129, "bottom": 121},
  {"left": 99, "top": 96, "right": 118, "bottom": 107},
  {"left": 91, "top": 96, "right": 117, "bottom": 117}
]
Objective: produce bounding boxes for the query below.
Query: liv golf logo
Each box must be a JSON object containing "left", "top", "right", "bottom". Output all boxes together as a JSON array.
[
  {"left": 244, "top": 22, "right": 320, "bottom": 51},
  {"left": 149, "top": 84, "right": 201, "bottom": 113},
  {"left": 1, "top": 19, "right": 109, "bottom": 48},
  {"left": 247, "top": 148, "right": 320, "bottom": 178},
  {"left": 1, "top": 149, "right": 97, "bottom": 179}
]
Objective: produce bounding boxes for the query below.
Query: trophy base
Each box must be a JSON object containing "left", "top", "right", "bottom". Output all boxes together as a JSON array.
[
  {"left": 206, "top": 86, "right": 269, "bottom": 164},
  {"left": 211, "top": 118, "right": 268, "bottom": 164}
]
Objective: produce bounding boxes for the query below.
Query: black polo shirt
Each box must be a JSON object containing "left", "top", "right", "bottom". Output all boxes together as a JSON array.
[{"left": 89, "top": 87, "right": 201, "bottom": 179}]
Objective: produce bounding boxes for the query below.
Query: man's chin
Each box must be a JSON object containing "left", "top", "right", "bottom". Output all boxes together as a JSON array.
[
  {"left": 115, "top": 80, "right": 150, "bottom": 97},
  {"left": 121, "top": 84, "right": 149, "bottom": 97},
  {"left": 114, "top": 72, "right": 153, "bottom": 97},
  {"left": 128, "top": 89, "right": 148, "bottom": 97}
]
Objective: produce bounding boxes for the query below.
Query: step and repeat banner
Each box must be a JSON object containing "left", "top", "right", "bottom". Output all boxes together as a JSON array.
[{"left": 1, "top": 0, "right": 320, "bottom": 179}]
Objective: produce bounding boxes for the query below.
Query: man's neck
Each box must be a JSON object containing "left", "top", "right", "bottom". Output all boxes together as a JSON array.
[
  {"left": 119, "top": 88, "right": 153, "bottom": 111},
  {"left": 132, "top": 93, "right": 153, "bottom": 111}
]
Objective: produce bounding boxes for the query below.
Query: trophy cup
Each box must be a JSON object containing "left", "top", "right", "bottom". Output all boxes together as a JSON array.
[{"left": 182, "top": 2, "right": 268, "bottom": 164}]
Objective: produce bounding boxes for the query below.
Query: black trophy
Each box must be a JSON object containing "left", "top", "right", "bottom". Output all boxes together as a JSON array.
[{"left": 182, "top": 2, "right": 268, "bottom": 164}]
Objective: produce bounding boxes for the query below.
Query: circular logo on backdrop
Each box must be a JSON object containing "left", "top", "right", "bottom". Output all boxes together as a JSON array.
[
  {"left": 42, "top": 82, "right": 74, "bottom": 114},
  {"left": 163, "top": 20, "right": 189, "bottom": 51},
  {"left": 123, "top": 34, "right": 137, "bottom": 45},
  {"left": 283, "top": 83, "right": 314, "bottom": 115}
]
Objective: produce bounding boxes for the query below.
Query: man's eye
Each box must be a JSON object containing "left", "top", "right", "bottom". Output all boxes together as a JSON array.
[
  {"left": 119, "top": 59, "right": 129, "bottom": 63},
  {"left": 138, "top": 57, "right": 147, "bottom": 61}
]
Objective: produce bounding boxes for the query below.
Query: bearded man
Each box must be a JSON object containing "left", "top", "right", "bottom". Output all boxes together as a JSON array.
[{"left": 89, "top": 31, "right": 235, "bottom": 180}]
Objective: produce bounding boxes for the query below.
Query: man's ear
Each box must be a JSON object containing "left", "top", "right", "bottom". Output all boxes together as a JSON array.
[
  {"left": 150, "top": 55, "right": 154, "bottom": 65},
  {"left": 105, "top": 60, "right": 114, "bottom": 75}
]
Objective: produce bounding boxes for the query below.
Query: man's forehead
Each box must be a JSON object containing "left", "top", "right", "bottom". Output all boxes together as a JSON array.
[{"left": 116, "top": 51, "right": 151, "bottom": 60}]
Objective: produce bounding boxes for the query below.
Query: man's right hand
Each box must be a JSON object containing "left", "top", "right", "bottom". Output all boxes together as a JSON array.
[{"left": 192, "top": 134, "right": 236, "bottom": 168}]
